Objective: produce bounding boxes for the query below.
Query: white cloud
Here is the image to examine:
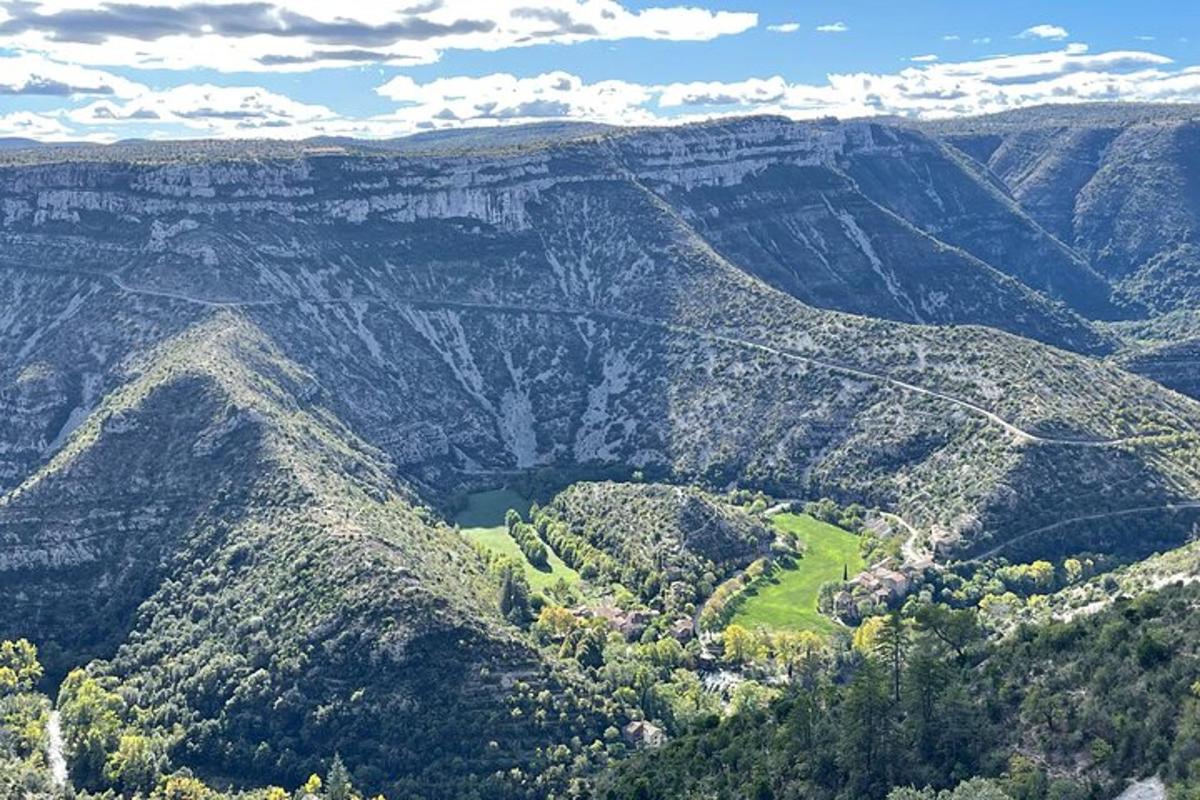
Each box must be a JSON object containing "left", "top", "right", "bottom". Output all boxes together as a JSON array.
[
  {"left": 365, "top": 46, "right": 1198, "bottom": 131},
  {"left": 375, "top": 71, "right": 656, "bottom": 130},
  {"left": 1135, "top": 35, "right": 1156, "bottom": 41},
  {"left": 1019, "top": 24, "right": 1069, "bottom": 40},
  {"left": 910, "top": 54, "right": 939, "bottom": 63},
  {"left": 973, "top": 37, "right": 992, "bottom": 45},
  {"left": 658, "top": 77, "right": 790, "bottom": 107},
  {"left": 66, "top": 84, "right": 339, "bottom": 138},
  {"left": 942, "top": 35, "right": 960, "bottom": 42},
  {"left": 0, "top": 54, "right": 143, "bottom": 97},
  {"left": 767, "top": 23, "right": 801, "bottom": 34},
  {"left": 11, "top": 44, "right": 1200, "bottom": 141},
  {"left": 815, "top": 22, "right": 849, "bottom": 33},
  {"left": 0, "top": 110, "right": 74, "bottom": 140},
  {"left": 0, "top": 1, "right": 759, "bottom": 72}
]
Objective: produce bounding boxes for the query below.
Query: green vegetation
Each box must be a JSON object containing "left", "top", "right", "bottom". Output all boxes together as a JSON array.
[
  {"left": 539, "top": 482, "right": 772, "bottom": 612},
  {"left": 455, "top": 489, "right": 581, "bottom": 590},
  {"left": 729, "top": 513, "right": 865, "bottom": 633},
  {"left": 602, "top": 583, "right": 1200, "bottom": 800}
]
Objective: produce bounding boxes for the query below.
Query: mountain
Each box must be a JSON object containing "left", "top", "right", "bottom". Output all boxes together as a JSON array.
[
  {"left": 0, "top": 312, "right": 613, "bottom": 798},
  {"left": 918, "top": 104, "right": 1200, "bottom": 315},
  {"left": 0, "top": 137, "right": 42, "bottom": 151},
  {"left": 647, "top": 118, "right": 1118, "bottom": 329},
  {"left": 308, "top": 120, "right": 615, "bottom": 154},
  {"left": 3, "top": 128, "right": 1197, "bottom": 564},
  {"left": 5, "top": 110, "right": 1200, "bottom": 796}
]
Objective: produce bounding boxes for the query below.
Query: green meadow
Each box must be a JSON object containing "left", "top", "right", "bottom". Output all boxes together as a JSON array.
[
  {"left": 730, "top": 512, "right": 864, "bottom": 633},
  {"left": 455, "top": 488, "right": 580, "bottom": 590}
]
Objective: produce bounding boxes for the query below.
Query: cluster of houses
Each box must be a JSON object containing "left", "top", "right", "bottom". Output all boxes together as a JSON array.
[
  {"left": 833, "top": 562, "right": 913, "bottom": 621},
  {"left": 570, "top": 603, "right": 695, "bottom": 643}
]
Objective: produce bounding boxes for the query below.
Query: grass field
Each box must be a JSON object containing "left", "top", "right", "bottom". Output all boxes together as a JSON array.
[
  {"left": 454, "top": 488, "right": 580, "bottom": 591},
  {"left": 729, "top": 513, "right": 864, "bottom": 633}
]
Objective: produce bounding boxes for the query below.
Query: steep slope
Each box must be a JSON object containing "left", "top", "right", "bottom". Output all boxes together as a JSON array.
[
  {"left": 622, "top": 118, "right": 1115, "bottom": 344},
  {"left": 922, "top": 104, "right": 1200, "bottom": 314},
  {"left": 0, "top": 313, "right": 613, "bottom": 798},
  {"left": 3, "top": 122, "right": 1200, "bottom": 563}
]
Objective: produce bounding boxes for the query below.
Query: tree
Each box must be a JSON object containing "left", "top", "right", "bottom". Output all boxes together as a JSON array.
[
  {"left": 105, "top": 733, "right": 165, "bottom": 795},
  {"left": 838, "top": 657, "right": 893, "bottom": 798},
  {"left": 152, "top": 775, "right": 214, "bottom": 800},
  {"left": 534, "top": 605, "right": 578, "bottom": 640},
  {"left": 0, "top": 639, "right": 43, "bottom": 694},
  {"left": 301, "top": 773, "right": 323, "bottom": 797},
  {"left": 327, "top": 753, "right": 354, "bottom": 800},
  {"left": 902, "top": 635, "right": 950, "bottom": 757},
  {"left": 913, "top": 604, "right": 982, "bottom": 660},
  {"left": 505, "top": 508, "right": 521, "bottom": 532},
  {"left": 774, "top": 631, "right": 825, "bottom": 680},
  {"left": 575, "top": 625, "right": 607, "bottom": 669},
  {"left": 874, "top": 610, "right": 908, "bottom": 703},
  {"left": 498, "top": 561, "right": 531, "bottom": 624},
  {"left": 853, "top": 615, "right": 887, "bottom": 654},
  {"left": 58, "top": 668, "right": 125, "bottom": 790},
  {"left": 723, "top": 624, "right": 757, "bottom": 663}
]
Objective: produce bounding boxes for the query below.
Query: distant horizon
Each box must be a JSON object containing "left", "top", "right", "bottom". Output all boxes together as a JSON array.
[
  {"left": 4, "top": 98, "right": 1200, "bottom": 148},
  {"left": 1, "top": 0, "right": 1198, "bottom": 142}
]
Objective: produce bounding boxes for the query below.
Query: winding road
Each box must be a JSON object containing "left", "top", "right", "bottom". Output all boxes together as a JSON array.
[
  {"left": 6, "top": 262, "right": 1164, "bottom": 451},
  {"left": 971, "top": 501, "right": 1200, "bottom": 561},
  {"left": 9, "top": 262, "right": 1196, "bottom": 570}
]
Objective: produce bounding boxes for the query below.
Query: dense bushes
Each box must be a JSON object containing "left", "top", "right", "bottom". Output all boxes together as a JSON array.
[{"left": 601, "top": 584, "right": 1200, "bottom": 800}]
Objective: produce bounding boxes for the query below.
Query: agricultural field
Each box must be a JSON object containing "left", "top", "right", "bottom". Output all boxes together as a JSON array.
[
  {"left": 730, "top": 513, "right": 864, "bottom": 633},
  {"left": 455, "top": 488, "right": 581, "bottom": 590}
]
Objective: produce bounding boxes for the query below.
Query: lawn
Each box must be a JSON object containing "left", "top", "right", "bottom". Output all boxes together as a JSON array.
[
  {"left": 454, "top": 488, "right": 580, "bottom": 591},
  {"left": 729, "top": 512, "right": 864, "bottom": 633}
]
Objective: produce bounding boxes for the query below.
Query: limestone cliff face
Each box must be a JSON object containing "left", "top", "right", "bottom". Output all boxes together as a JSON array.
[
  {"left": 0, "top": 118, "right": 1108, "bottom": 342},
  {"left": 6, "top": 114, "right": 1200, "bottom": 794},
  {"left": 927, "top": 107, "right": 1200, "bottom": 314},
  {"left": 3, "top": 116, "right": 1200, "bottom": 566}
]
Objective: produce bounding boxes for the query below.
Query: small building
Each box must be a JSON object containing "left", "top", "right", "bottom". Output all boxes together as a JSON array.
[
  {"left": 623, "top": 720, "right": 667, "bottom": 748},
  {"left": 874, "top": 567, "right": 910, "bottom": 598},
  {"left": 580, "top": 603, "right": 659, "bottom": 641},
  {"left": 833, "top": 590, "right": 857, "bottom": 620},
  {"left": 669, "top": 618, "right": 694, "bottom": 643}
]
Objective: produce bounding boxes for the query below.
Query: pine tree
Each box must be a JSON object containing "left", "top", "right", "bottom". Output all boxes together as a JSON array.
[
  {"left": 874, "top": 610, "right": 908, "bottom": 703},
  {"left": 498, "top": 562, "right": 531, "bottom": 623},
  {"left": 327, "top": 753, "right": 353, "bottom": 800},
  {"left": 838, "top": 657, "right": 893, "bottom": 797}
]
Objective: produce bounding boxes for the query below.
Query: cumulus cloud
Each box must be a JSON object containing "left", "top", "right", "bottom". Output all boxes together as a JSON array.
[
  {"left": 0, "top": 54, "right": 142, "bottom": 97},
  {"left": 66, "top": 84, "right": 339, "bottom": 137},
  {"left": 910, "top": 54, "right": 939, "bottom": 63},
  {"left": 658, "top": 77, "right": 789, "bottom": 107},
  {"left": 767, "top": 23, "right": 800, "bottom": 34},
  {"left": 10, "top": 43, "right": 1200, "bottom": 141},
  {"left": 1019, "top": 24, "right": 1069, "bottom": 40},
  {"left": 0, "top": 0, "right": 758, "bottom": 72},
  {"left": 0, "top": 111, "right": 74, "bottom": 140},
  {"left": 815, "top": 22, "right": 849, "bottom": 33},
  {"left": 375, "top": 71, "right": 655, "bottom": 130},
  {"left": 363, "top": 45, "right": 1200, "bottom": 134}
]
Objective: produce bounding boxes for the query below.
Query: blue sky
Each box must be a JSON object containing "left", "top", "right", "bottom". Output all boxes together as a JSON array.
[{"left": 0, "top": 0, "right": 1197, "bottom": 141}]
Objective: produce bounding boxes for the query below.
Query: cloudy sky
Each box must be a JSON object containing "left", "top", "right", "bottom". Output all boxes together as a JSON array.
[{"left": 0, "top": 0, "right": 1197, "bottom": 141}]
